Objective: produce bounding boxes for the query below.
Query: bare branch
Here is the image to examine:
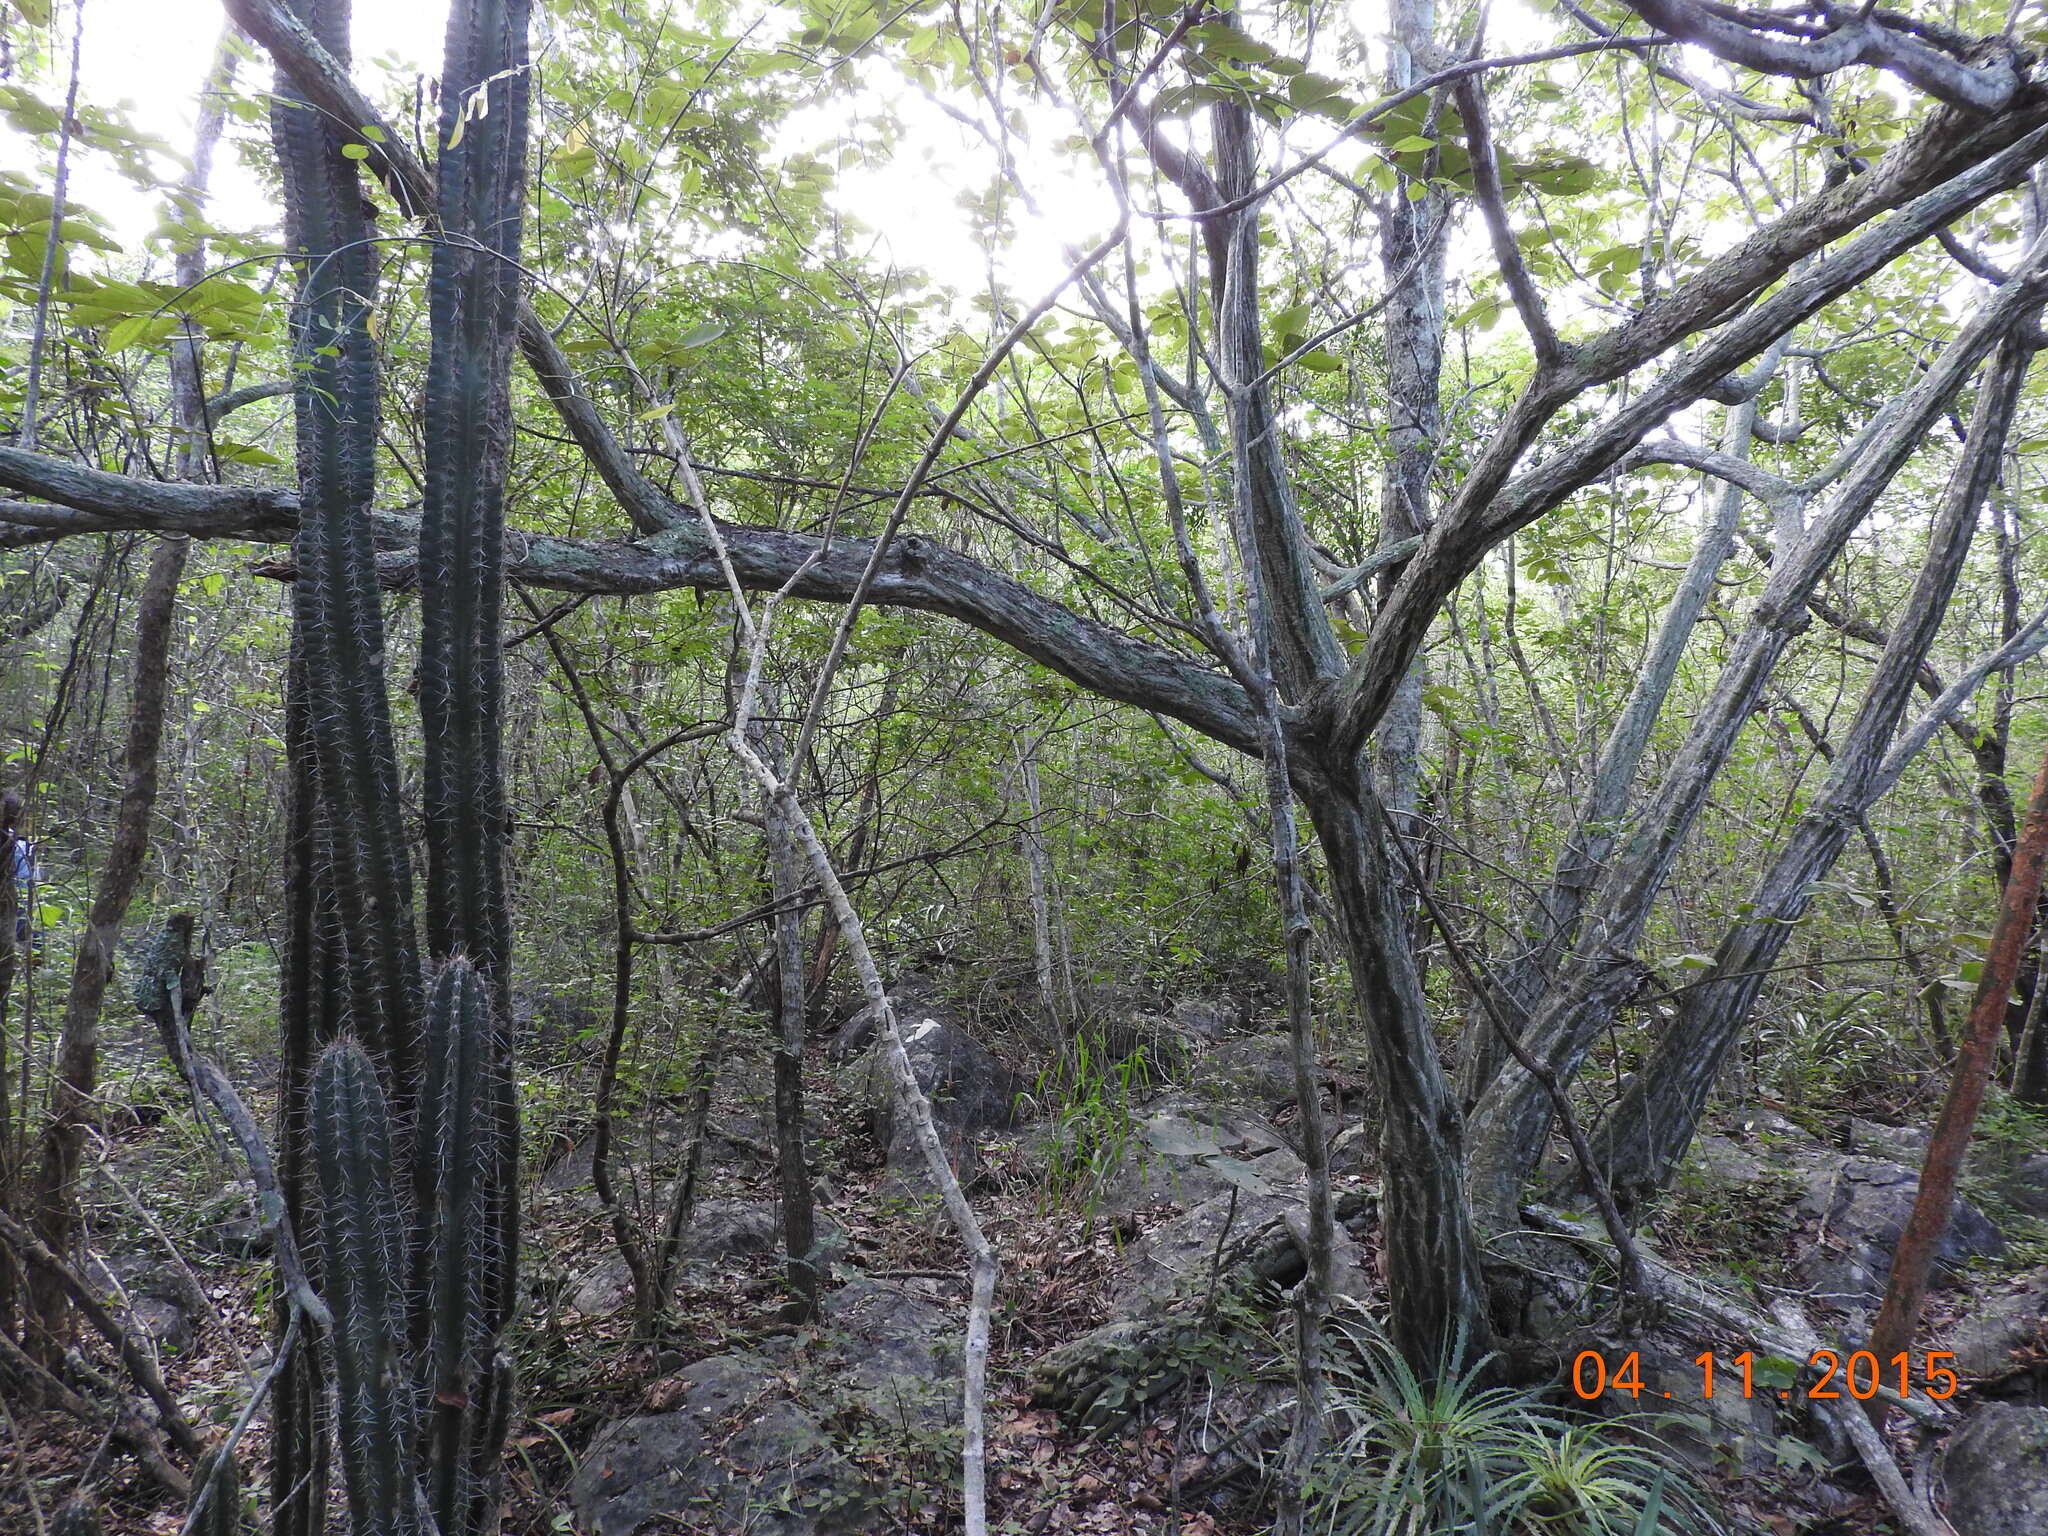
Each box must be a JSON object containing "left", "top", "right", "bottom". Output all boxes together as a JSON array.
[{"left": 1619, "top": 0, "right": 2022, "bottom": 114}]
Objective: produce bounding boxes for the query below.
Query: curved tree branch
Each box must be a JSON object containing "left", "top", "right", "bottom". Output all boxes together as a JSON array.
[
  {"left": 0, "top": 445, "right": 1265, "bottom": 757},
  {"left": 1619, "top": 0, "right": 2023, "bottom": 114}
]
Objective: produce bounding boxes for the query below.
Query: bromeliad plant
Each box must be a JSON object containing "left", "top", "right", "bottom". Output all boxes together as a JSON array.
[{"left": 1305, "top": 1323, "right": 1727, "bottom": 1536}]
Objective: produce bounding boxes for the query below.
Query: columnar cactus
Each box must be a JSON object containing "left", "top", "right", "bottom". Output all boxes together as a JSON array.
[
  {"left": 311, "top": 1040, "right": 417, "bottom": 1536},
  {"left": 270, "top": 0, "right": 424, "bottom": 1095},
  {"left": 418, "top": 12, "right": 530, "bottom": 1473},
  {"left": 413, "top": 959, "right": 498, "bottom": 1534},
  {"left": 265, "top": 0, "right": 528, "bottom": 1530},
  {"left": 189, "top": 1446, "right": 246, "bottom": 1536},
  {"left": 309, "top": 959, "right": 504, "bottom": 1536},
  {"left": 420, "top": 0, "right": 530, "bottom": 991}
]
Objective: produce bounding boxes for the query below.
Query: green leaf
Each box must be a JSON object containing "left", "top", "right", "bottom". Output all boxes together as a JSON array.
[
  {"left": 340, "top": 142, "right": 370, "bottom": 161},
  {"left": 676, "top": 320, "right": 726, "bottom": 349},
  {"left": 213, "top": 440, "right": 285, "bottom": 467}
]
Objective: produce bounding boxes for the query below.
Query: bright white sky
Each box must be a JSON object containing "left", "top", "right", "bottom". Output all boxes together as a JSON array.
[
  {"left": 42, "top": 0, "right": 1122, "bottom": 295},
  {"left": 35, "top": 0, "right": 1559, "bottom": 302}
]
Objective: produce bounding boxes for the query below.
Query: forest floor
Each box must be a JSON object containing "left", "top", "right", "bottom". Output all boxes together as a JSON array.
[{"left": 5, "top": 975, "right": 2047, "bottom": 1536}]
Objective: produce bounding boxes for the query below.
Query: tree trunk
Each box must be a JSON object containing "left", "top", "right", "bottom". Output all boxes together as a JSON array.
[
  {"left": 1867, "top": 727, "right": 2048, "bottom": 1385},
  {"left": 765, "top": 764, "right": 819, "bottom": 1323},
  {"left": 1594, "top": 329, "right": 2036, "bottom": 1195},
  {"left": 26, "top": 534, "right": 187, "bottom": 1357},
  {"left": 1304, "top": 774, "right": 1493, "bottom": 1370},
  {"left": 1466, "top": 261, "right": 2048, "bottom": 1229},
  {"left": 1466, "top": 348, "right": 1781, "bottom": 1103}
]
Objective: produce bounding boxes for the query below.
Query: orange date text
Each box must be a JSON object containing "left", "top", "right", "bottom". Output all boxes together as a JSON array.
[{"left": 1570, "top": 1348, "right": 1959, "bottom": 1402}]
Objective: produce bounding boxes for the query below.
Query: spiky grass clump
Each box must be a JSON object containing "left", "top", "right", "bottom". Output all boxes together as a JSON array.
[{"left": 1306, "top": 1324, "right": 1727, "bottom": 1536}]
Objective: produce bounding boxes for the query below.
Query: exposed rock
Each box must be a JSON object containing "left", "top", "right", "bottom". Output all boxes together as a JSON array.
[
  {"left": 679, "top": 1198, "right": 782, "bottom": 1265},
  {"left": 1115, "top": 1190, "right": 1301, "bottom": 1309},
  {"left": 1996, "top": 1152, "right": 2048, "bottom": 1220},
  {"left": 572, "top": 1280, "right": 960, "bottom": 1536},
  {"left": 1327, "top": 1121, "right": 1371, "bottom": 1179},
  {"left": 1792, "top": 1154, "right": 2004, "bottom": 1311},
  {"left": 842, "top": 991, "right": 1023, "bottom": 1136},
  {"left": 1202, "top": 1033, "right": 1298, "bottom": 1108},
  {"left": 1948, "top": 1275, "right": 2048, "bottom": 1378},
  {"left": 1942, "top": 1404, "right": 2048, "bottom": 1536},
  {"left": 1672, "top": 1123, "right": 2005, "bottom": 1314},
  {"left": 1097, "top": 1098, "right": 1304, "bottom": 1221},
  {"left": 91, "top": 1254, "right": 197, "bottom": 1354},
  {"left": 191, "top": 1184, "right": 271, "bottom": 1259},
  {"left": 840, "top": 984, "right": 1025, "bottom": 1195},
  {"left": 1031, "top": 1188, "right": 1377, "bottom": 1429},
  {"left": 1845, "top": 1116, "right": 1931, "bottom": 1166},
  {"left": 567, "top": 1254, "right": 635, "bottom": 1319},
  {"left": 1072, "top": 981, "right": 1164, "bottom": 1026},
  {"left": 567, "top": 1202, "right": 846, "bottom": 1318},
  {"left": 570, "top": 1355, "right": 867, "bottom": 1536},
  {"left": 1170, "top": 997, "right": 1244, "bottom": 1041},
  {"left": 816, "top": 1275, "right": 958, "bottom": 1431},
  {"left": 1583, "top": 1339, "right": 1777, "bottom": 1474},
  {"left": 1077, "top": 1012, "right": 1198, "bottom": 1080}
]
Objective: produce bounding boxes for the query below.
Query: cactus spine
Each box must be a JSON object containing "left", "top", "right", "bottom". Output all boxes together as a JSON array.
[
  {"left": 417, "top": 1, "right": 530, "bottom": 1526},
  {"left": 300, "top": 959, "right": 505, "bottom": 1536},
  {"left": 311, "top": 1041, "right": 417, "bottom": 1536},
  {"left": 414, "top": 959, "right": 496, "bottom": 1534},
  {"left": 265, "top": 0, "right": 527, "bottom": 1530},
  {"left": 188, "top": 1446, "right": 246, "bottom": 1536},
  {"left": 269, "top": 0, "right": 416, "bottom": 1526}
]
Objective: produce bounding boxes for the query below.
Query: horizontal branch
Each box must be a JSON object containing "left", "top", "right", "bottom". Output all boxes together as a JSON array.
[{"left": 0, "top": 445, "right": 1265, "bottom": 758}]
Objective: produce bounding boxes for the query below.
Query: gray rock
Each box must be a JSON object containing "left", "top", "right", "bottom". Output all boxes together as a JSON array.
[
  {"left": 1327, "top": 1121, "right": 1372, "bottom": 1179},
  {"left": 1942, "top": 1404, "right": 2048, "bottom": 1536},
  {"left": 90, "top": 1255, "right": 198, "bottom": 1353},
  {"left": 569, "top": 1355, "right": 869, "bottom": 1536},
  {"left": 1114, "top": 1189, "right": 1299, "bottom": 1308},
  {"left": 572, "top": 1280, "right": 961, "bottom": 1536},
  {"left": 1947, "top": 1275, "right": 2048, "bottom": 1378},
  {"left": 1079, "top": 1012, "right": 1197, "bottom": 1079},
  {"left": 191, "top": 1185, "right": 272, "bottom": 1259},
  {"left": 817, "top": 1276, "right": 958, "bottom": 1431},
  {"left": 1584, "top": 1341, "right": 1777, "bottom": 1474},
  {"left": 1846, "top": 1117, "right": 1931, "bottom": 1166},
  {"left": 567, "top": 1203, "right": 846, "bottom": 1317},
  {"left": 1170, "top": 997, "right": 1242, "bottom": 1041},
  {"left": 844, "top": 1000, "right": 1024, "bottom": 1142},
  {"left": 1679, "top": 1132, "right": 1773, "bottom": 1188},
  {"left": 1203, "top": 1033, "right": 1298, "bottom": 1107},
  {"left": 1995, "top": 1151, "right": 2048, "bottom": 1220},
  {"left": 1098, "top": 1098, "right": 1304, "bottom": 1219},
  {"left": 568, "top": 1255, "right": 634, "bottom": 1319},
  {"left": 128, "top": 1295, "right": 193, "bottom": 1354},
  {"left": 1793, "top": 1154, "right": 2005, "bottom": 1310},
  {"left": 841, "top": 987, "right": 1024, "bottom": 1195}
]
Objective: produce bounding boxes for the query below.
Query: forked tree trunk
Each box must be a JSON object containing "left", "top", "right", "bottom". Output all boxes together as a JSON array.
[
  {"left": 1466, "top": 251, "right": 2048, "bottom": 1229},
  {"left": 1466, "top": 346, "right": 1782, "bottom": 1103},
  {"left": 1595, "top": 328, "right": 2038, "bottom": 1194}
]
